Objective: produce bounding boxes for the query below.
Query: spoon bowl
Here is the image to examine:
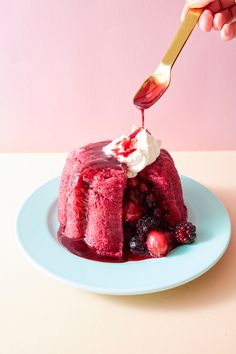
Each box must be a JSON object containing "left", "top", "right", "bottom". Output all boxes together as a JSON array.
[
  {"left": 133, "top": 9, "right": 203, "bottom": 110},
  {"left": 134, "top": 64, "right": 171, "bottom": 109}
]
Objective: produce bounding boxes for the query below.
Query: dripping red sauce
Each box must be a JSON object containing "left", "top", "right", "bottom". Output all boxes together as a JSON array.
[{"left": 141, "top": 108, "right": 145, "bottom": 128}]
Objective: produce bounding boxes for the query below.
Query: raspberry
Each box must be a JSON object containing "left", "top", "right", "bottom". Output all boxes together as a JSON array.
[
  {"left": 136, "top": 216, "right": 160, "bottom": 236},
  {"left": 174, "top": 222, "right": 196, "bottom": 244},
  {"left": 146, "top": 230, "right": 168, "bottom": 258},
  {"left": 129, "top": 235, "right": 147, "bottom": 255},
  {"left": 123, "top": 201, "right": 142, "bottom": 222}
]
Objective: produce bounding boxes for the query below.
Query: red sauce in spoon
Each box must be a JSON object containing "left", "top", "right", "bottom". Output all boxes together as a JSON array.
[{"left": 134, "top": 76, "right": 169, "bottom": 110}]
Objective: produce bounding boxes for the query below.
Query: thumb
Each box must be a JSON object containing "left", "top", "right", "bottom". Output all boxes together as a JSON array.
[{"left": 181, "top": 0, "right": 215, "bottom": 21}]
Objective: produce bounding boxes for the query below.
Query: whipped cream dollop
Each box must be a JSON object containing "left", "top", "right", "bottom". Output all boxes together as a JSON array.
[{"left": 103, "top": 127, "right": 161, "bottom": 178}]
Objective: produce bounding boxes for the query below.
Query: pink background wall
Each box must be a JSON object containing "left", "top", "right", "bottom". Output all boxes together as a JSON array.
[{"left": 1, "top": 0, "right": 235, "bottom": 152}]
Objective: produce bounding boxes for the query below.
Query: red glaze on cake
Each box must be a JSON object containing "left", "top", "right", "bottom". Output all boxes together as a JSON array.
[{"left": 58, "top": 136, "right": 189, "bottom": 262}]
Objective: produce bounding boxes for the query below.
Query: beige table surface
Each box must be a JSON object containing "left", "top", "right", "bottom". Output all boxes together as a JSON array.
[{"left": 1, "top": 152, "right": 236, "bottom": 354}]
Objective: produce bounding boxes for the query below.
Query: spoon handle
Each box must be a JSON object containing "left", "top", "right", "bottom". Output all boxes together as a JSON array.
[{"left": 161, "top": 9, "right": 203, "bottom": 68}]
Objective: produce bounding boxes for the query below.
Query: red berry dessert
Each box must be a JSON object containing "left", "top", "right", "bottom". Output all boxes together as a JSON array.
[{"left": 58, "top": 127, "right": 196, "bottom": 262}]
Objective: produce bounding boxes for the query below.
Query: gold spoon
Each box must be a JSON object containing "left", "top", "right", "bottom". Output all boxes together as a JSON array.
[{"left": 133, "top": 8, "right": 203, "bottom": 110}]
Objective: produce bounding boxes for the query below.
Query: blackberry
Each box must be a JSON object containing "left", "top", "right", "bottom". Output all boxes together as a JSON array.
[
  {"left": 175, "top": 222, "right": 196, "bottom": 244},
  {"left": 129, "top": 235, "right": 147, "bottom": 255},
  {"left": 136, "top": 216, "right": 160, "bottom": 236}
]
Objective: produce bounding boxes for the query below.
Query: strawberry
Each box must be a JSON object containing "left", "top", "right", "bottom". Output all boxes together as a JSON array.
[{"left": 123, "top": 201, "right": 142, "bottom": 222}]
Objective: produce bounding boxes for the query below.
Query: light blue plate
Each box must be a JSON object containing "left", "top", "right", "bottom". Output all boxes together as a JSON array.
[{"left": 16, "top": 176, "right": 231, "bottom": 295}]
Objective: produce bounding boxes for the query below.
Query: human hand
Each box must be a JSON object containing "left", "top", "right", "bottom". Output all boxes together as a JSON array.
[{"left": 181, "top": 0, "right": 236, "bottom": 40}]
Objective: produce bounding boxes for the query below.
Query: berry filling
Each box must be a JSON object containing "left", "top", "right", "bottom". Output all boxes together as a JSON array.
[{"left": 122, "top": 177, "right": 196, "bottom": 259}]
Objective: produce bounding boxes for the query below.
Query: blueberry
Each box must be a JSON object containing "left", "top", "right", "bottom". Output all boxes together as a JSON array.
[{"left": 129, "top": 235, "right": 147, "bottom": 255}]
